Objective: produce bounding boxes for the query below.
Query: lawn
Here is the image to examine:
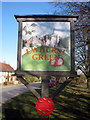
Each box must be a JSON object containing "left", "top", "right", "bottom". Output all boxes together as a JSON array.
[
  {"left": 2, "top": 83, "right": 90, "bottom": 120},
  {"left": 22, "top": 46, "right": 70, "bottom": 71}
]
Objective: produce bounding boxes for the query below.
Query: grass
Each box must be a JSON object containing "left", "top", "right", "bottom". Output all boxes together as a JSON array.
[
  {"left": 2, "top": 83, "right": 90, "bottom": 120},
  {"left": 22, "top": 46, "right": 70, "bottom": 71}
]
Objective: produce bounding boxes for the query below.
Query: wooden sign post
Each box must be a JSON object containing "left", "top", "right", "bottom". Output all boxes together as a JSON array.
[{"left": 15, "top": 15, "right": 78, "bottom": 119}]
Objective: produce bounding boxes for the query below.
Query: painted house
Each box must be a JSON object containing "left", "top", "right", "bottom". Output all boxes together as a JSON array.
[
  {"left": 42, "top": 37, "right": 51, "bottom": 46},
  {"left": 25, "top": 36, "right": 42, "bottom": 47},
  {"left": 50, "top": 29, "right": 70, "bottom": 54},
  {"left": 0, "top": 63, "right": 16, "bottom": 84},
  {"left": 41, "top": 29, "right": 60, "bottom": 47},
  {"left": 50, "top": 29, "right": 61, "bottom": 47}
]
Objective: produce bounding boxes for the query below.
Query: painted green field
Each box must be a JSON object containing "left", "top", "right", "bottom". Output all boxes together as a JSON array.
[{"left": 22, "top": 46, "right": 70, "bottom": 71}]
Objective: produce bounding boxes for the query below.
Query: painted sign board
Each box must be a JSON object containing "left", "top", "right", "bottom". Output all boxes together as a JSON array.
[
  {"left": 22, "top": 22, "right": 70, "bottom": 71},
  {"left": 15, "top": 15, "right": 78, "bottom": 76}
]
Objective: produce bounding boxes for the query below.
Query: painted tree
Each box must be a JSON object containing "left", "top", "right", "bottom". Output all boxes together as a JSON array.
[
  {"left": 23, "top": 23, "right": 37, "bottom": 35},
  {"left": 50, "top": 1, "right": 90, "bottom": 88}
]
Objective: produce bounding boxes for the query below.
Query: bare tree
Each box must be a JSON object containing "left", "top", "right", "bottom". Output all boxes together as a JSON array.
[{"left": 50, "top": 1, "right": 90, "bottom": 88}]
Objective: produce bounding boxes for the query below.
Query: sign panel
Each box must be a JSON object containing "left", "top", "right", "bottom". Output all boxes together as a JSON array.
[{"left": 21, "top": 22, "right": 71, "bottom": 71}]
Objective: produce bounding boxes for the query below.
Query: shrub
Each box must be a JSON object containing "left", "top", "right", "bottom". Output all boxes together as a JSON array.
[
  {"left": 24, "top": 76, "right": 41, "bottom": 83},
  {"left": 70, "top": 74, "right": 87, "bottom": 85}
]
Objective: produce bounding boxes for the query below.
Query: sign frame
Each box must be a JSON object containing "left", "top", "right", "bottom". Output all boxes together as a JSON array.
[{"left": 15, "top": 15, "right": 78, "bottom": 77}]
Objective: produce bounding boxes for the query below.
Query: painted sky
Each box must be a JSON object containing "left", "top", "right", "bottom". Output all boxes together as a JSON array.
[{"left": 22, "top": 22, "right": 70, "bottom": 40}]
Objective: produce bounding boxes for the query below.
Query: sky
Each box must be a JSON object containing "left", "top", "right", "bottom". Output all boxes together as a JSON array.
[{"left": 1, "top": 2, "right": 57, "bottom": 69}]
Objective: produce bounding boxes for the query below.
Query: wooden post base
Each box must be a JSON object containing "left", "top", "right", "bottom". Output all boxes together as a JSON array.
[{"left": 41, "top": 76, "right": 50, "bottom": 119}]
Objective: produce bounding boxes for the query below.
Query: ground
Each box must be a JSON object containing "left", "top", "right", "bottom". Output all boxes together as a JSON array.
[
  {"left": 2, "top": 83, "right": 90, "bottom": 120},
  {"left": 22, "top": 46, "right": 70, "bottom": 71}
]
